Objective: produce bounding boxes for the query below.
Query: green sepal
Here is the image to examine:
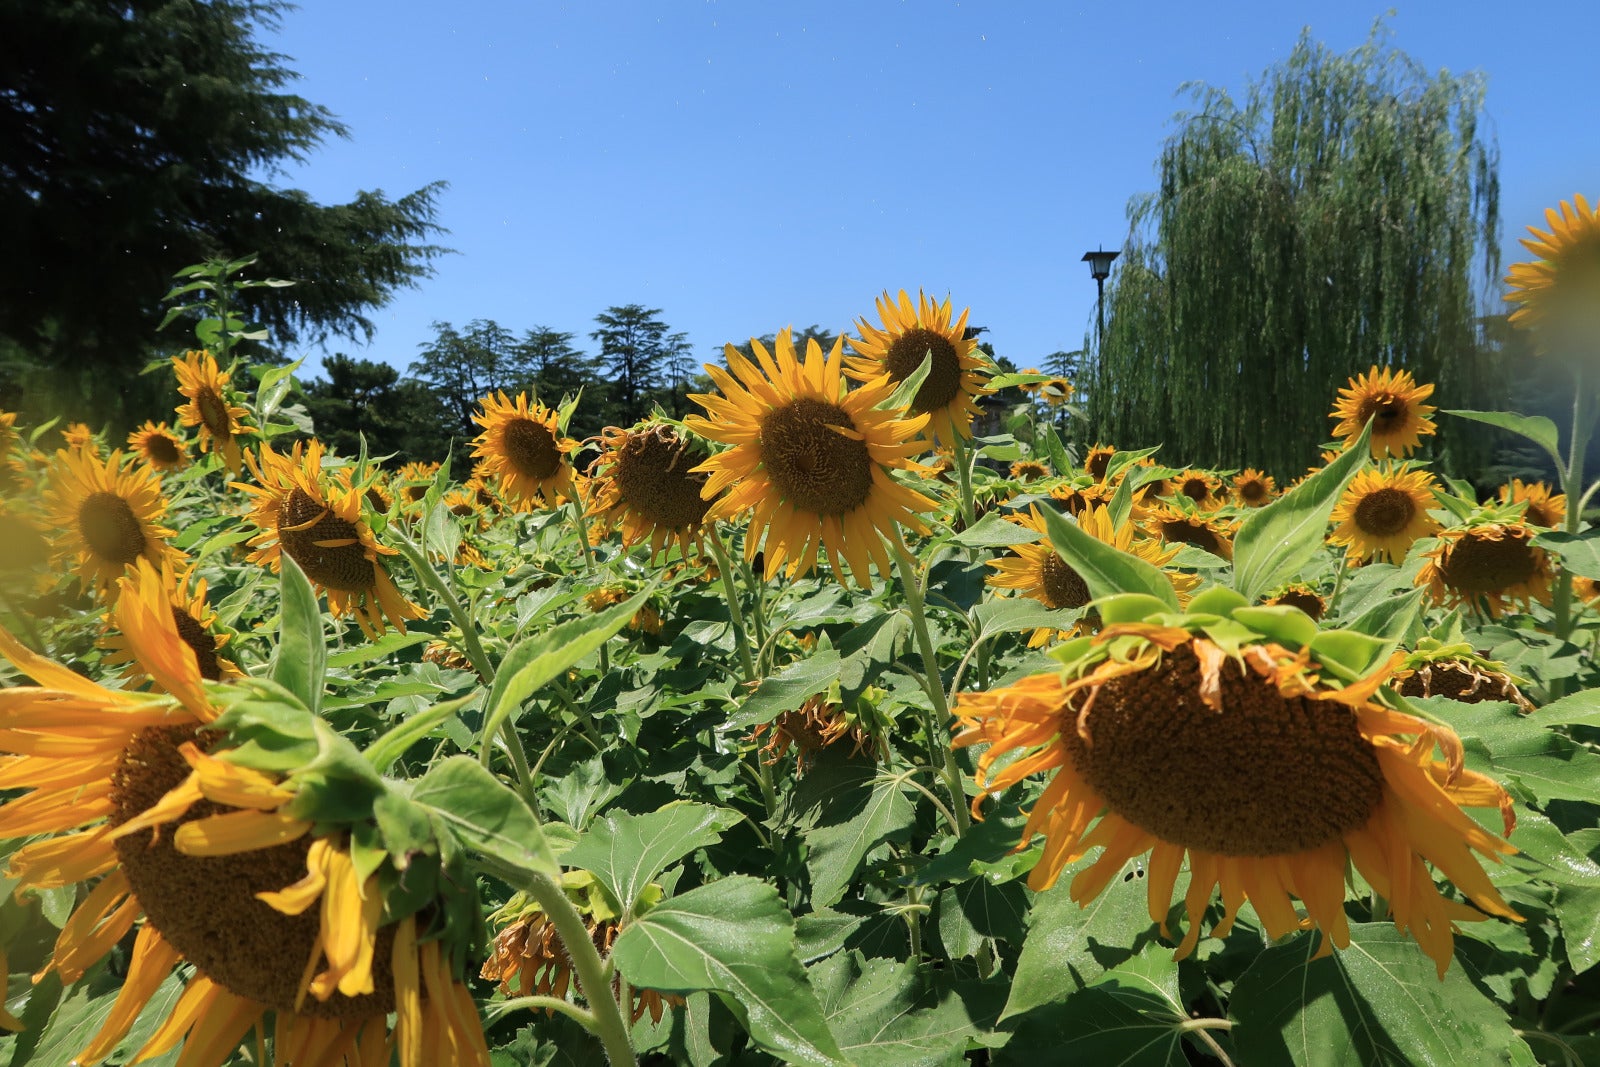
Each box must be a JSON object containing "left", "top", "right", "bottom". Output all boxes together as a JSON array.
[
  {"left": 1232, "top": 605, "right": 1320, "bottom": 650},
  {"left": 1308, "top": 629, "right": 1394, "bottom": 679},
  {"left": 1186, "top": 585, "right": 1250, "bottom": 618},
  {"left": 206, "top": 682, "right": 322, "bottom": 773},
  {"left": 280, "top": 719, "right": 387, "bottom": 825},
  {"left": 1094, "top": 593, "right": 1173, "bottom": 626}
]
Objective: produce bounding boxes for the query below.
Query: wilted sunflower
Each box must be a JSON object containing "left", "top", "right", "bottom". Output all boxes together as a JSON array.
[
  {"left": 127, "top": 420, "right": 189, "bottom": 472},
  {"left": 1504, "top": 193, "right": 1600, "bottom": 337},
  {"left": 1328, "top": 465, "right": 1442, "bottom": 564},
  {"left": 173, "top": 349, "right": 251, "bottom": 474},
  {"left": 1144, "top": 504, "right": 1235, "bottom": 561},
  {"left": 1418, "top": 522, "right": 1555, "bottom": 618},
  {"left": 236, "top": 439, "right": 423, "bottom": 637},
  {"left": 1232, "top": 469, "right": 1276, "bottom": 508},
  {"left": 686, "top": 330, "right": 938, "bottom": 586},
  {"left": 752, "top": 692, "right": 877, "bottom": 774},
  {"left": 588, "top": 422, "right": 712, "bottom": 561},
  {"left": 847, "top": 289, "right": 990, "bottom": 446},
  {"left": 0, "top": 577, "right": 491, "bottom": 1065},
  {"left": 987, "top": 505, "right": 1192, "bottom": 646},
  {"left": 1009, "top": 459, "right": 1050, "bottom": 482},
  {"left": 41, "top": 447, "right": 179, "bottom": 597},
  {"left": 1395, "top": 642, "right": 1533, "bottom": 712},
  {"left": 1497, "top": 478, "right": 1565, "bottom": 529},
  {"left": 953, "top": 612, "right": 1518, "bottom": 976},
  {"left": 1083, "top": 445, "right": 1117, "bottom": 482},
  {"left": 1330, "top": 366, "right": 1437, "bottom": 459},
  {"left": 472, "top": 392, "right": 576, "bottom": 509},
  {"left": 1172, "top": 470, "right": 1220, "bottom": 507},
  {"left": 102, "top": 559, "right": 236, "bottom": 683}
]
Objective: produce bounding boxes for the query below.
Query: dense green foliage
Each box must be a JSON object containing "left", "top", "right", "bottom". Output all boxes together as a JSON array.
[{"left": 1088, "top": 22, "right": 1502, "bottom": 478}]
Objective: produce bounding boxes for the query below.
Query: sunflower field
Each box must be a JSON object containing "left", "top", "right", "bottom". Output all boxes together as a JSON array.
[{"left": 2, "top": 199, "right": 1599, "bottom": 1067}]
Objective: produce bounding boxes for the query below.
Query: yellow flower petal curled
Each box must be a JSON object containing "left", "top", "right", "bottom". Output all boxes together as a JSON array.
[{"left": 173, "top": 808, "right": 313, "bottom": 856}]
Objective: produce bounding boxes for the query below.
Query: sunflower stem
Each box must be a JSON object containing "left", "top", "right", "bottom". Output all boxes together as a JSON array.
[
  {"left": 391, "top": 532, "right": 496, "bottom": 683},
  {"left": 488, "top": 994, "right": 600, "bottom": 1029},
  {"left": 1550, "top": 366, "right": 1595, "bottom": 662},
  {"left": 890, "top": 530, "right": 971, "bottom": 836},
  {"left": 512, "top": 867, "right": 638, "bottom": 1066},
  {"left": 565, "top": 484, "right": 612, "bottom": 676},
  {"left": 952, "top": 431, "right": 977, "bottom": 533},
  {"left": 1325, "top": 551, "right": 1351, "bottom": 619},
  {"left": 707, "top": 531, "right": 759, "bottom": 686}
]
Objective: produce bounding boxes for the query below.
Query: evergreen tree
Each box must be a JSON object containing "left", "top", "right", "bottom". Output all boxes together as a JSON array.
[
  {"left": 1088, "top": 21, "right": 1501, "bottom": 478},
  {"left": 516, "top": 327, "right": 610, "bottom": 437},
  {"left": 590, "top": 305, "right": 678, "bottom": 425},
  {"left": 407, "top": 320, "right": 522, "bottom": 443},
  {"left": 0, "top": 0, "right": 447, "bottom": 416},
  {"left": 301, "top": 354, "right": 450, "bottom": 463}
]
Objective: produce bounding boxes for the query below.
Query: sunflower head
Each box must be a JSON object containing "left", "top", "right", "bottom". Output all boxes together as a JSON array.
[
  {"left": 1173, "top": 469, "right": 1221, "bottom": 507},
  {"left": 127, "top": 420, "right": 190, "bottom": 472},
  {"left": 846, "top": 289, "right": 991, "bottom": 446},
  {"left": 1083, "top": 444, "right": 1117, "bottom": 482},
  {"left": 471, "top": 393, "right": 576, "bottom": 509},
  {"left": 172, "top": 349, "right": 251, "bottom": 474},
  {"left": 1143, "top": 503, "right": 1236, "bottom": 561},
  {"left": 752, "top": 690, "right": 878, "bottom": 774},
  {"left": 1049, "top": 479, "right": 1114, "bottom": 517},
  {"left": 686, "top": 330, "right": 938, "bottom": 586},
  {"left": 1009, "top": 458, "right": 1050, "bottom": 482},
  {"left": 236, "top": 440, "right": 424, "bottom": 637},
  {"left": 63, "top": 421, "right": 99, "bottom": 453},
  {"left": 1328, "top": 464, "right": 1442, "bottom": 564},
  {"left": 1039, "top": 377, "right": 1074, "bottom": 407},
  {"left": 1505, "top": 193, "right": 1600, "bottom": 344},
  {"left": 41, "top": 447, "right": 180, "bottom": 598},
  {"left": 395, "top": 460, "right": 442, "bottom": 506},
  {"left": 1496, "top": 478, "right": 1565, "bottom": 529},
  {"left": 1417, "top": 521, "right": 1555, "bottom": 618},
  {"left": 1329, "top": 366, "right": 1437, "bottom": 459},
  {"left": 1395, "top": 639, "right": 1533, "bottom": 712},
  {"left": 1265, "top": 582, "right": 1327, "bottom": 621},
  {"left": 588, "top": 421, "right": 713, "bottom": 561},
  {"left": 953, "top": 594, "right": 1517, "bottom": 975},
  {"left": 101, "top": 558, "right": 235, "bottom": 685},
  {"left": 1232, "top": 468, "right": 1276, "bottom": 507}
]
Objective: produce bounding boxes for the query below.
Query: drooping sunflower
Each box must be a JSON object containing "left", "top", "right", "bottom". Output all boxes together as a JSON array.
[
  {"left": 686, "top": 330, "right": 939, "bottom": 586},
  {"left": 172, "top": 349, "right": 251, "bottom": 475},
  {"left": 1172, "top": 470, "right": 1221, "bottom": 507},
  {"left": 41, "top": 447, "right": 180, "bottom": 597},
  {"left": 472, "top": 392, "right": 577, "bottom": 509},
  {"left": 1497, "top": 478, "right": 1565, "bottom": 529},
  {"left": 1395, "top": 641, "right": 1533, "bottom": 712},
  {"left": 588, "top": 421, "right": 713, "bottom": 561},
  {"left": 953, "top": 605, "right": 1519, "bottom": 976},
  {"left": 127, "top": 420, "right": 190, "bottom": 472},
  {"left": 1328, "top": 465, "right": 1442, "bottom": 564},
  {"left": 0, "top": 577, "right": 491, "bottom": 1065},
  {"left": 1143, "top": 504, "right": 1235, "bottom": 561},
  {"left": 1417, "top": 522, "right": 1555, "bottom": 618},
  {"left": 846, "top": 289, "right": 991, "bottom": 446},
  {"left": 236, "top": 439, "right": 423, "bottom": 637},
  {"left": 1504, "top": 193, "right": 1600, "bottom": 337},
  {"left": 1232, "top": 469, "right": 1276, "bottom": 508},
  {"left": 751, "top": 692, "right": 878, "bottom": 773},
  {"left": 1329, "top": 366, "right": 1437, "bottom": 459},
  {"left": 102, "top": 559, "right": 237, "bottom": 683},
  {"left": 987, "top": 505, "right": 1194, "bottom": 646}
]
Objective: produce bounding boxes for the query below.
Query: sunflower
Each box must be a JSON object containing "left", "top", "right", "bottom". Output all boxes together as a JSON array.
[
  {"left": 0, "top": 570, "right": 491, "bottom": 1065},
  {"left": 686, "top": 330, "right": 938, "bottom": 586},
  {"left": 585, "top": 584, "right": 663, "bottom": 634},
  {"left": 102, "top": 559, "right": 237, "bottom": 683},
  {"left": 236, "top": 439, "right": 423, "bottom": 637},
  {"left": 752, "top": 692, "right": 877, "bottom": 774},
  {"left": 1395, "top": 643, "right": 1533, "bottom": 712},
  {"left": 1173, "top": 470, "right": 1220, "bottom": 507},
  {"left": 1232, "top": 469, "right": 1276, "bottom": 508},
  {"left": 63, "top": 421, "right": 98, "bottom": 452},
  {"left": 127, "top": 420, "right": 190, "bottom": 472},
  {"left": 1083, "top": 445, "right": 1117, "bottom": 482},
  {"left": 1496, "top": 478, "right": 1565, "bottom": 529},
  {"left": 1574, "top": 576, "right": 1600, "bottom": 612},
  {"left": 1266, "top": 583, "right": 1326, "bottom": 621},
  {"left": 0, "top": 408, "right": 17, "bottom": 453},
  {"left": 1049, "top": 480, "right": 1115, "bottom": 517},
  {"left": 1505, "top": 193, "right": 1600, "bottom": 337},
  {"left": 1016, "top": 368, "right": 1044, "bottom": 394},
  {"left": 395, "top": 460, "right": 441, "bottom": 506},
  {"left": 1009, "top": 459, "right": 1050, "bottom": 482},
  {"left": 471, "top": 393, "right": 577, "bottom": 509},
  {"left": 1328, "top": 465, "right": 1442, "bottom": 564},
  {"left": 41, "top": 447, "right": 179, "bottom": 597},
  {"left": 1143, "top": 504, "right": 1235, "bottom": 561},
  {"left": 172, "top": 349, "right": 251, "bottom": 474},
  {"left": 1039, "top": 378, "right": 1074, "bottom": 407},
  {"left": 953, "top": 612, "right": 1518, "bottom": 976},
  {"left": 1417, "top": 522, "right": 1555, "bottom": 618},
  {"left": 588, "top": 422, "right": 713, "bottom": 561},
  {"left": 1329, "top": 366, "right": 1437, "bottom": 459},
  {"left": 988, "top": 505, "right": 1193, "bottom": 646},
  {"left": 846, "top": 289, "right": 990, "bottom": 446}
]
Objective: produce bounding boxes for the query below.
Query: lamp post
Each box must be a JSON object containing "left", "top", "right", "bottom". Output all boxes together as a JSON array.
[{"left": 1081, "top": 247, "right": 1120, "bottom": 354}]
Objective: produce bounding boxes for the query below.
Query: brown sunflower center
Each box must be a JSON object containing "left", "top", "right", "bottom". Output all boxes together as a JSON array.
[
  {"left": 77, "top": 491, "right": 147, "bottom": 564},
  {"left": 169, "top": 607, "right": 223, "bottom": 681},
  {"left": 611, "top": 427, "right": 711, "bottom": 530},
  {"left": 277, "top": 487, "right": 376, "bottom": 593},
  {"left": 1270, "top": 589, "right": 1325, "bottom": 621},
  {"left": 1160, "top": 518, "right": 1222, "bottom": 555},
  {"left": 1353, "top": 487, "right": 1417, "bottom": 537},
  {"left": 110, "top": 726, "right": 395, "bottom": 1018},
  {"left": 1441, "top": 530, "right": 1538, "bottom": 595},
  {"left": 500, "top": 417, "right": 562, "bottom": 481},
  {"left": 1039, "top": 550, "right": 1091, "bottom": 610},
  {"left": 196, "top": 389, "right": 233, "bottom": 437},
  {"left": 364, "top": 486, "right": 391, "bottom": 513},
  {"left": 883, "top": 327, "right": 962, "bottom": 413},
  {"left": 1179, "top": 478, "right": 1211, "bottom": 504},
  {"left": 1523, "top": 501, "right": 1556, "bottom": 527},
  {"left": 1066, "top": 644, "right": 1385, "bottom": 856},
  {"left": 144, "top": 433, "right": 182, "bottom": 465},
  {"left": 1238, "top": 479, "right": 1268, "bottom": 504},
  {"left": 1086, "top": 451, "right": 1114, "bottom": 481},
  {"left": 1357, "top": 395, "right": 1406, "bottom": 432},
  {"left": 758, "top": 398, "right": 874, "bottom": 516}
]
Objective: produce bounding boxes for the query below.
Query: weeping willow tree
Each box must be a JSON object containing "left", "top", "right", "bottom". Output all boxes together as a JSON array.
[{"left": 1088, "top": 22, "right": 1501, "bottom": 478}]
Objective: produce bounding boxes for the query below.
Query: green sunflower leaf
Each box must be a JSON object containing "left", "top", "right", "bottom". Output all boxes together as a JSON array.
[
  {"left": 269, "top": 554, "right": 325, "bottom": 715},
  {"left": 1443, "top": 409, "right": 1562, "bottom": 467},
  {"left": 1232, "top": 419, "right": 1370, "bottom": 601},
  {"left": 1037, "top": 505, "right": 1180, "bottom": 610},
  {"left": 563, "top": 802, "right": 741, "bottom": 920},
  {"left": 412, "top": 755, "right": 559, "bottom": 882},
  {"left": 1533, "top": 530, "right": 1600, "bottom": 580}
]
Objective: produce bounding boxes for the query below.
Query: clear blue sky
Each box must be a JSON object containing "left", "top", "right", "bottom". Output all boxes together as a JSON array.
[{"left": 261, "top": 0, "right": 1598, "bottom": 379}]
